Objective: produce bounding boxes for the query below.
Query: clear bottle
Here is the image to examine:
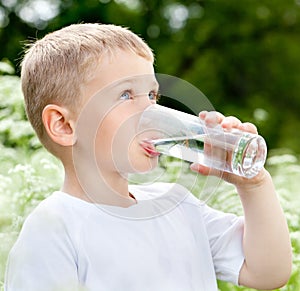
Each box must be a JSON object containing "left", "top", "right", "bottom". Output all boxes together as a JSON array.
[{"left": 138, "top": 104, "right": 267, "bottom": 178}]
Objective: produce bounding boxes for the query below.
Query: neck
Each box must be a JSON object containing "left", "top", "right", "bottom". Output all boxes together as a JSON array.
[{"left": 61, "top": 164, "right": 136, "bottom": 208}]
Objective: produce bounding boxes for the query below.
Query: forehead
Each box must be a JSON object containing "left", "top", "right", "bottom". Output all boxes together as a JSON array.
[
  {"left": 111, "top": 75, "right": 159, "bottom": 91},
  {"left": 83, "top": 50, "right": 155, "bottom": 100}
]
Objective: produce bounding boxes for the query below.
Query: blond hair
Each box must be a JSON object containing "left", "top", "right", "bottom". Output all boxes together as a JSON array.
[{"left": 21, "top": 23, "right": 154, "bottom": 145}]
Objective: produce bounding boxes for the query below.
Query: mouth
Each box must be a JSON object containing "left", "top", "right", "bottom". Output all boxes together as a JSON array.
[{"left": 140, "top": 140, "right": 160, "bottom": 158}]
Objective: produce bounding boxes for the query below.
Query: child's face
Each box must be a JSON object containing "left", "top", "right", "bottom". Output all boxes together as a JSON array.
[{"left": 74, "top": 50, "right": 159, "bottom": 177}]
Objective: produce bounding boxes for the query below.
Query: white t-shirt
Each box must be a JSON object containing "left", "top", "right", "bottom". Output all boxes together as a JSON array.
[{"left": 5, "top": 183, "right": 244, "bottom": 291}]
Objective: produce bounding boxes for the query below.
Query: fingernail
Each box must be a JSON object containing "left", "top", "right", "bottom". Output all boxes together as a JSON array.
[{"left": 190, "top": 163, "right": 199, "bottom": 171}]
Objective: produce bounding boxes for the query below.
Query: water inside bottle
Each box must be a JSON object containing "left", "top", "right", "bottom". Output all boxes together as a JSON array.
[
  {"left": 148, "top": 133, "right": 266, "bottom": 178},
  {"left": 150, "top": 134, "right": 228, "bottom": 170}
]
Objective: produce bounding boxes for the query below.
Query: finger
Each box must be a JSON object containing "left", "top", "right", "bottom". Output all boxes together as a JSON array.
[
  {"left": 190, "top": 163, "right": 246, "bottom": 182},
  {"left": 199, "top": 111, "right": 225, "bottom": 127},
  {"left": 190, "top": 161, "right": 254, "bottom": 185},
  {"left": 221, "top": 116, "right": 242, "bottom": 131},
  {"left": 238, "top": 122, "right": 258, "bottom": 134},
  {"left": 199, "top": 110, "right": 208, "bottom": 119}
]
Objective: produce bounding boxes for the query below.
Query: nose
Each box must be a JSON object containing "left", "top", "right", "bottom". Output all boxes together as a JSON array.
[
  {"left": 133, "top": 94, "right": 155, "bottom": 135},
  {"left": 135, "top": 93, "right": 155, "bottom": 111}
]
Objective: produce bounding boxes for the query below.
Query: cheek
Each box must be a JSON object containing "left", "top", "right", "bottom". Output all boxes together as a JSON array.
[
  {"left": 95, "top": 115, "right": 136, "bottom": 166},
  {"left": 95, "top": 127, "right": 159, "bottom": 173},
  {"left": 111, "top": 121, "right": 138, "bottom": 171},
  {"left": 94, "top": 109, "right": 158, "bottom": 173}
]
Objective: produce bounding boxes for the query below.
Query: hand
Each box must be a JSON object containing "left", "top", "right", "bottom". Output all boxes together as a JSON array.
[{"left": 190, "top": 110, "right": 266, "bottom": 186}]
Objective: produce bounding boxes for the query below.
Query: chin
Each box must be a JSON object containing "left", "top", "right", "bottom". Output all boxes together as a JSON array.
[{"left": 130, "top": 156, "right": 159, "bottom": 174}]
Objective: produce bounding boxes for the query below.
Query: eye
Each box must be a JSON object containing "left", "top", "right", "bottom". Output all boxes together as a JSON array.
[
  {"left": 120, "top": 91, "right": 132, "bottom": 100},
  {"left": 148, "top": 91, "right": 160, "bottom": 101}
]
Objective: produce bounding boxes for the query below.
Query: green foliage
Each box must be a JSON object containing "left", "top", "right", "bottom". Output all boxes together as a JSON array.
[
  {"left": 0, "top": 64, "right": 299, "bottom": 290},
  {"left": 1, "top": 0, "right": 300, "bottom": 153},
  {"left": 0, "top": 60, "right": 14, "bottom": 75},
  {"left": 0, "top": 145, "right": 63, "bottom": 287},
  {"left": 0, "top": 63, "right": 63, "bottom": 288},
  {"left": 0, "top": 63, "right": 40, "bottom": 149}
]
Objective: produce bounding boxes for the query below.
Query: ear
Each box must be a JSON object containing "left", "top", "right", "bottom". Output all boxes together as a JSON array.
[{"left": 42, "top": 104, "right": 77, "bottom": 146}]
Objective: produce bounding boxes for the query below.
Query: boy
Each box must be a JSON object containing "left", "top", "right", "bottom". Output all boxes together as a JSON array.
[{"left": 5, "top": 23, "right": 292, "bottom": 291}]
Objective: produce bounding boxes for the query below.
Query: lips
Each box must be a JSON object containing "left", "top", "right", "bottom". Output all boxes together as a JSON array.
[{"left": 140, "top": 140, "right": 160, "bottom": 157}]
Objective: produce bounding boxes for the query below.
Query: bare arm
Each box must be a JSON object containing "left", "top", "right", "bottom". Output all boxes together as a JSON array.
[
  {"left": 192, "top": 111, "right": 292, "bottom": 289},
  {"left": 236, "top": 169, "right": 292, "bottom": 289}
]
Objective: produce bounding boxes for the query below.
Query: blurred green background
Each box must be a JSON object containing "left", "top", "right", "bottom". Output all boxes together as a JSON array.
[
  {"left": 1, "top": 1, "right": 300, "bottom": 291},
  {"left": 1, "top": 0, "right": 300, "bottom": 154}
]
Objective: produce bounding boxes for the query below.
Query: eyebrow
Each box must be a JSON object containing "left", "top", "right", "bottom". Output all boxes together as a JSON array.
[{"left": 113, "top": 77, "right": 159, "bottom": 90}]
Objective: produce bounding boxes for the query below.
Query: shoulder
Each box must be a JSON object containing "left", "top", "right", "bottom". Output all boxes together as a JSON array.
[
  {"left": 7, "top": 192, "right": 93, "bottom": 268},
  {"left": 13, "top": 192, "right": 92, "bottom": 251},
  {"left": 23, "top": 192, "right": 87, "bottom": 227},
  {"left": 5, "top": 192, "right": 84, "bottom": 290}
]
